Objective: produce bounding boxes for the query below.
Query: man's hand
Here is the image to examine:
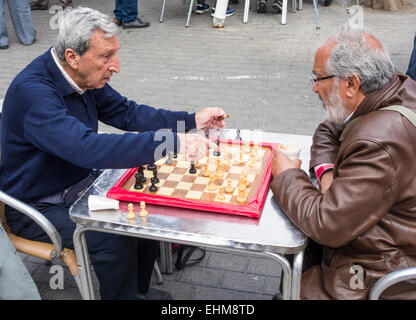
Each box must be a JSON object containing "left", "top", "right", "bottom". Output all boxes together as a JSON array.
[
  {"left": 195, "top": 107, "right": 227, "bottom": 130},
  {"left": 177, "top": 133, "right": 218, "bottom": 160},
  {"left": 272, "top": 148, "right": 302, "bottom": 177},
  {"left": 319, "top": 170, "right": 333, "bottom": 193}
]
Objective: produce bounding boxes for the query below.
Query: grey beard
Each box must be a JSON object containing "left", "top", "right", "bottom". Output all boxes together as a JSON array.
[{"left": 324, "top": 82, "right": 350, "bottom": 124}]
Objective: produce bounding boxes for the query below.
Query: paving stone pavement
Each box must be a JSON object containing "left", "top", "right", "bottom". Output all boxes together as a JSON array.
[{"left": 1, "top": 0, "right": 416, "bottom": 300}]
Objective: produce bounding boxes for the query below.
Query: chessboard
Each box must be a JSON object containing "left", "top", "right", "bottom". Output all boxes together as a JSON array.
[{"left": 107, "top": 139, "right": 278, "bottom": 218}]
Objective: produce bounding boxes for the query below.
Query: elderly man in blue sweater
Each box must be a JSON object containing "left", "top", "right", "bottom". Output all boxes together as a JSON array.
[{"left": 0, "top": 7, "right": 225, "bottom": 300}]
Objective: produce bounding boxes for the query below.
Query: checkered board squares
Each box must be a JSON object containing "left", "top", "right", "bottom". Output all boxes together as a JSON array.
[
  {"left": 122, "top": 141, "right": 272, "bottom": 206},
  {"left": 107, "top": 139, "right": 276, "bottom": 217}
]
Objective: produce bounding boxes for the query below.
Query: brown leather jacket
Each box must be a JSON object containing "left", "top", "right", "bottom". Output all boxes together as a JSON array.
[{"left": 270, "top": 73, "right": 416, "bottom": 299}]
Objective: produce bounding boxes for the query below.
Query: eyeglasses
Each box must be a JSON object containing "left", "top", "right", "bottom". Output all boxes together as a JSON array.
[{"left": 311, "top": 74, "right": 336, "bottom": 86}]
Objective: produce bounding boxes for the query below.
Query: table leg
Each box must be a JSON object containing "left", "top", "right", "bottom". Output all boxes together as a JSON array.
[
  {"left": 159, "top": 241, "right": 173, "bottom": 274},
  {"left": 291, "top": 250, "right": 304, "bottom": 300},
  {"left": 264, "top": 252, "right": 292, "bottom": 300},
  {"left": 73, "top": 224, "right": 95, "bottom": 300},
  {"left": 243, "top": 0, "right": 250, "bottom": 23}
]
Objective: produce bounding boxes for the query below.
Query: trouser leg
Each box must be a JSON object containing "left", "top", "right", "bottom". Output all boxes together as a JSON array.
[
  {"left": 121, "top": 0, "right": 138, "bottom": 23},
  {"left": 114, "top": 0, "right": 123, "bottom": 22},
  {"left": 406, "top": 35, "right": 416, "bottom": 81},
  {"left": 0, "top": 0, "right": 9, "bottom": 47},
  {"left": 137, "top": 238, "right": 159, "bottom": 294},
  {"left": 6, "top": 0, "right": 36, "bottom": 45}
]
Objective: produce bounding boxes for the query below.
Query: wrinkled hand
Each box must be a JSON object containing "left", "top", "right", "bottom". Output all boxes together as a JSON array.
[
  {"left": 272, "top": 148, "right": 302, "bottom": 177},
  {"left": 177, "top": 133, "right": 217, "bottom": 160},
  {"left": 195, "top": 107, "right": 227, "bottom": 130}
]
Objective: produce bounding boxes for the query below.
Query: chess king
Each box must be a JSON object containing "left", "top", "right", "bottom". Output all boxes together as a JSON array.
[{"left": 0, "top": 7, "right": 226, "bottom": 300}]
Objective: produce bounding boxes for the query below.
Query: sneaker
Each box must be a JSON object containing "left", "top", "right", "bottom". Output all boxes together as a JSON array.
[
  {"left": 196, "top": 3, "right": 210, "bottom": 13},
  {"left": 0, "top": 44, "right": 8, "bottom": 50},
  {"left": 272, "top": 0, "right": 282, "bottom": 13},
  {"left": 138, "top": 287, "right": 172, "bottom": 300},
  {"left": 258, "top": 0, "right": 267, "bottom": 13},
  {"left": 211, "top": 7, "right": 235, "bottom": 17},
  {"left": 122, "top": 17, "right": 150, "bottom": 29}
]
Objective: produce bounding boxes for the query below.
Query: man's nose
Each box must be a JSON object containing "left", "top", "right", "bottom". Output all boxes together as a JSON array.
[
  {"left": 109, "top": 55, "right": 120, "bottom": 73},
  {"left": 312, "top": 84, "right": 319, "bottom": 93}
]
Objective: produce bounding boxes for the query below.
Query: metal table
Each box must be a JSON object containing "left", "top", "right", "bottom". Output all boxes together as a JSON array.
[{"left": 69, "top": 129, "right": 311, "bottom": 300}]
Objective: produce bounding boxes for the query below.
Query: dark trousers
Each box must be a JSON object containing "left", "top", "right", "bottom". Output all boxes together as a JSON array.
[
  {"left": 407, "top": 35, "right": 416, "bottom": 81},
  {"left": 114, "top": 0, "right": 138, "bottom": 23},
  {"left": 6, "top": 202, "right": 159, "bottom": 300}
]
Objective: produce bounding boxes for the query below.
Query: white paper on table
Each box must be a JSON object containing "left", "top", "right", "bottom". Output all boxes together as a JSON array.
[{"left": 88, "top": 195, "right": 119, "bottom": 211}]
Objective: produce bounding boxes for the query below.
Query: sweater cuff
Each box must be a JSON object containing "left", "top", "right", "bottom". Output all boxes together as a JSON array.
[{"left": 185, "top": 113, "right": 197, "bottom": 132}]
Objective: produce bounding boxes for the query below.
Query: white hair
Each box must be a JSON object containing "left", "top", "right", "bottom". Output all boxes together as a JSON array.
[
  {"left": 326, "top": 25, "right": 396, "bottom": 94},
  {"left": 55, "top": 6, "right": 118, "bottom": 61}
]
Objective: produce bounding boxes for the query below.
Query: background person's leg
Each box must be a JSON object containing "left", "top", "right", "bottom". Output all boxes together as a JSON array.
[
  {"left": 121, "top": 0, "right": 138, "bottom": 23},
  {"left": 6, "top": 0, "right": 36, "bottom": 46},
  {"left": 0, "top": 0, "right": 9, "bottom": 48},
  {"left": 406, "top": 35, "right": 416, "bottom": 81},
  {"left": 114, "top": 0, "right": 123, "bottom": 23}
]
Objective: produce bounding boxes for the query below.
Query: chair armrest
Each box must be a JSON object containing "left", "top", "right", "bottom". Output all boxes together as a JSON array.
[
  {"left": 0, "top": 190, "right": 62, "bottom": 259},
  {"left": 369, "top": 267, "right": 416, "bottom": 300}
]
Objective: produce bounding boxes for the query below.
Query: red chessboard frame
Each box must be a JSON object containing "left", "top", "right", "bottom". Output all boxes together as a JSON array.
[{"left": 107, "top": 139, "right": 279, "bottom": 218}]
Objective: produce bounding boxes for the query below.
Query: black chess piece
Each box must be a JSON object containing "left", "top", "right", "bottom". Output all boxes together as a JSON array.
[
  {"left": 151, "top": 168, "right": 160, "bottom": 184},
  {"left": 138, "top": 165, "right": 145, "bottom": 174},
  {"left": 213, "top": 138, "right": 221, "bottom": 157},
  {"left": 147, "top": 163, "right": 156, "bottom": 171},
  {"left": 235, "top": 128, "right": 242, "bottom": 141},
  {"left": 149, "top": 181, "right": 158, "bottom": 192},
  {"left": 189, "top": 161, "right": 197, "bottom": 174},
  {"left": 134, "top": 173, "right": 144, "bottom": 190}
]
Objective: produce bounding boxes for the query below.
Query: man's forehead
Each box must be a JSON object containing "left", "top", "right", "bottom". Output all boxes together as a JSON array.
[
  {"left": 89, "top": 30, "right": 119, "bottom": 49},
  {"left": 313, "top": 38, "right": 336, "bottom": 72}
]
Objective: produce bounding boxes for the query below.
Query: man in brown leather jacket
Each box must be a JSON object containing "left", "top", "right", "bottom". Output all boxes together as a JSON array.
[{"left": 271, "top": 26, "right": 416, "bottom": 299}]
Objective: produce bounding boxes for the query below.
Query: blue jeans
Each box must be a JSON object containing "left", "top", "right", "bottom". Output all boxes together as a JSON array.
[
  {"left": 0, "top": 0, "right": 36, "bottom": 47},
  {"left": 114, "top": 0, "right": 138, "bottom": 23},
  {"left": 406, "top": 35, "right": 416, "bottom": 81},
  {"left": 6, "top": 202, "right": 159, "bottom": 299}
]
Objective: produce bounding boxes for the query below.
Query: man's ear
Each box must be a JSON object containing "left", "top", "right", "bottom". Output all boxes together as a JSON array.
[
  {"left": 345, "top": 73, "right": 361, "bottom": 98},
  {"left": 64, "top": 48, "right": 79, "bottom": 70}
]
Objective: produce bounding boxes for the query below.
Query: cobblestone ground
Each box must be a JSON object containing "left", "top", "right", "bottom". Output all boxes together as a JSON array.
[{"left": 1, "top": 0, "right": 416, "bottom": 300}]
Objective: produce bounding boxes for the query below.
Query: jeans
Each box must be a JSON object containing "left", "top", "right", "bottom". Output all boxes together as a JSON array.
[
  {"left": 406, "top": 35, "right": 416, "bottom": 81},
  {"left": 0, "top": 0, "right": 36, "bottom": 47},
  {"left": 6, "top": 202, "right": 159, "bottom": 299},
  {"left": 114, "top": 0, "right": 138, "bottom": 23}
]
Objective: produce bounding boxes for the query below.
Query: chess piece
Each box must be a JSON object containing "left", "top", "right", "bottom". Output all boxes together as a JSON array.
[
  {"left": 236, "top": 185, "right": 247, "bottom": 204},
  {"left": 217, "top": 186, "right": 226, "bottom": 201},
  {"left": 151, "top": 168, "right": 159, "bottom": 184},
  {"left": 134, "top": 173, "right": 144, "bottom": 190},
  {"left": 147, "top": 163, "right": 156, "bottom": 171},
  {"left": 139, "top": 201, "right": 148, "bottom": 217},
  {"left": 249, "top": 152, "right": 257, "bottom": 168},
  {"left": 225, "top": 178, "right": 234, "bottom": 194},
  {"left": 235, "top": 128, "right": 242, "bottom": 141},
  {"left": 202, "top": 162, "right": 210, "bottom": 177},
  {"left": 149, "top": 180, "right": 158, "bottom": 192},
  {"left": 189, "top": 160, "right": 197, "bottom": 174},
  {"left": 126, "top": 203, "right": 136, "bottom": 220},
  {"left": 173, "top": 152, "right": 178, "bottom": 159},
  {"left": 194, "top": 159, "right": 201, "bottom": 169},
  {"left": 166, "top": 151, "right": 174, "bottom": 165},
  {"left": 207, "top": 172, "right": 218, "bottom": 192},
  {"left": 243, "top": 140, "right": 251, "bottom": 154},
  {"left": 137, "top": 165, "right": 146, "bottom": 182},
  {"left": 215, "top": 158, "right": 224, "bottom": 178},
  {"left": 213, "top": 138, "right": 221, "bottom": 157},
  {"left": 223, "top": 151, "right": 231, "bottom": 166},
  {"left": 238, "top": 150, "right": 245, "bottom": 166}
]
